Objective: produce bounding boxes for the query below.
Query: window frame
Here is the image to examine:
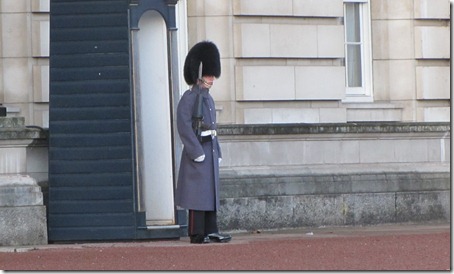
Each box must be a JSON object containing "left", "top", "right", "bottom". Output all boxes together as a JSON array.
[{"left": 343, "top": 0, "right": 373, "bottom": 103}]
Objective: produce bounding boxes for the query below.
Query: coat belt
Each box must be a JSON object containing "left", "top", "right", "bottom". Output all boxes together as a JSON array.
[{"left": 200, "top": 129, "right": 217, "bottom": 137}]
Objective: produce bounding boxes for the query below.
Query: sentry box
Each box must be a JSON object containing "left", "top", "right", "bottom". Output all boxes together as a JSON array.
[{"left": 48, "top": 0, "right": 186, "bottom": 242}]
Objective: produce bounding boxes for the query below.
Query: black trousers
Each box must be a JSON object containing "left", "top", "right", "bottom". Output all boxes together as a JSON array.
[{"left": 188, "top": 210, "right": 218, "bottom": 236}]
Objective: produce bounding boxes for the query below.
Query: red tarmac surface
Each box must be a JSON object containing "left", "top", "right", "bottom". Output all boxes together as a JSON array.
[{"left": 0, "top": 223, "right": 450, "bottom": 271}]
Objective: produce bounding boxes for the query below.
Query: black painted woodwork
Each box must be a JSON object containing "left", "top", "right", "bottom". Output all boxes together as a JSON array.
[
  {"left": 49, "top": 0, "right": 184, "bottom": 242},
  {"left": 48, "top": 0, "right": 136, "bottom": 241}
]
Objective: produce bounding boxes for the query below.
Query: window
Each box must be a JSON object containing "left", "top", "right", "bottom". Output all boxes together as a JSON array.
[{"left": 343, "top": 0, "right": 373, "bottom": 102}]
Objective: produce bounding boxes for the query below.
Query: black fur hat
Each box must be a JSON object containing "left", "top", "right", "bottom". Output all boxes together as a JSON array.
[{"left": 184, "top": 41, "right": 221, "bottom": 85}]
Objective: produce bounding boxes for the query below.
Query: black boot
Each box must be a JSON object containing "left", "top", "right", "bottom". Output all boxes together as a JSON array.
[
  {"left": 190, "top": 235, "right": 210, "bottom": 244},
  {"left": 207, "top": 232, "right": 232, "bottom": 243}
]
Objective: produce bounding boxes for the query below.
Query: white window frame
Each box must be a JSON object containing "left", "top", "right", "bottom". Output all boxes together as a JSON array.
[{"left": 343, "top": 0, "right": 373, "bottom": 103}]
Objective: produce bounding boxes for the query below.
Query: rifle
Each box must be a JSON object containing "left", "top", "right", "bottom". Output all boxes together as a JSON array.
[
  {"left": 192, "top": 62, "right": 208, "bottom": 142},
  {"left": 192, "top": 90, "right": 204, "bottom": 142}
]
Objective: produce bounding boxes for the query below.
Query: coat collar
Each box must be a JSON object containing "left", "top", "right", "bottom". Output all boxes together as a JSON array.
[{"left": 191, "top": 85, "right": 210, "bottom": 97}]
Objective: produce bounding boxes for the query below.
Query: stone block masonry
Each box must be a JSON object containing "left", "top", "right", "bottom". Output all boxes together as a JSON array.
[
  {"left": 216, "top": 123, "right": 450, "bottom": 232},
  {"left": 218, "top": 172, "right": 449, "bottom": 231},
  {"left": 0, "top": 175, "right": 47, "bottom": 246}
]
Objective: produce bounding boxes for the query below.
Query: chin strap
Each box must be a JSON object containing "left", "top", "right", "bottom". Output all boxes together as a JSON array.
[
  {"left": 197, "top": 61, "right": 213, "bottom": 89},
  {"left": 200, "top": 78, "right": 212, "bottom": 88}
]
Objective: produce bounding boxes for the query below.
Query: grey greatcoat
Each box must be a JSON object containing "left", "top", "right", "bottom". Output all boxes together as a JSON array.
[{"left": 175, "top": 85, "right": 222, "bottom": 211}]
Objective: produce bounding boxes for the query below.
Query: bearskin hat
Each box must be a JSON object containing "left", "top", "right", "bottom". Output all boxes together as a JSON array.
[{"left": 184, "top": 41, "right": 221, "bottom": 85}]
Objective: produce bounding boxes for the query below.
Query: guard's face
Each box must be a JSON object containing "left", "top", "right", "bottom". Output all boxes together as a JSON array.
[{"left": 201, "top": 75, "right": 215, "bottom": 89}]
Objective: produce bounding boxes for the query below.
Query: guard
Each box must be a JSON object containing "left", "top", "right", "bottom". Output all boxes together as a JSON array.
[{"left": 175, "top": 41, "right": 231, "bottom": 244}]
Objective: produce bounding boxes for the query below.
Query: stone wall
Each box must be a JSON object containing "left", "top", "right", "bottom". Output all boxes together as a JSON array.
[
  {"left": 187, "top": 0, "right": 450, "bottom": 124},
  {"left": 0, "top": 1, "right": 50, "bottom": 127},
  {"left": 0, "top": 117, "right": 48, "bottom": 246},
  {"left": 216, "top": 122, "right": 450, "bottom": 231},
  {"left": 0, "top": 175, "right": 47, "bottom": 246},
  {"left": 0, "top": 0, "right": 450, "bottom": 128},
  {"left": 0, "top": 117, "right": 450, "bottom": 239}
]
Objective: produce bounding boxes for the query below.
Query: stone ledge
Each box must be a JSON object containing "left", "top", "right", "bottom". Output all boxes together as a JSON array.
[
  {"left": 220, "top": 170, "right": 450, "bottom": 198},
  {"left": 0, "top": 127, "right": 48, "bottom": 140},
  {"left": 0, "top": 117, "right": 48, "bottom": 141},
  {"left": 0, "top": 186, "right": 44, "bottom": 207},
  {"left": 0, "top": 175, "right": 44, "bottom": 206},
  {"left": 0, "top": 175, "right": 39, "bottom": 186},
  {"left": 218, "top": 122, "right": 450, "bottom": 135},
  {"left": 221, "top": 163, "right": 450, "bottom": 178},
  {"left": 0, "top": 117, "right": 25, "bottom": 128}
]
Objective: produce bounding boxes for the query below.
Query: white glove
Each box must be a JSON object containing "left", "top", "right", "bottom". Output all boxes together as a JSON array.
[
  {"left": 218, "top": 158, "right": 222, "bottom": 165},
  {"left": 194, "top": 154, "right": 205, "bottom": 162}
]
